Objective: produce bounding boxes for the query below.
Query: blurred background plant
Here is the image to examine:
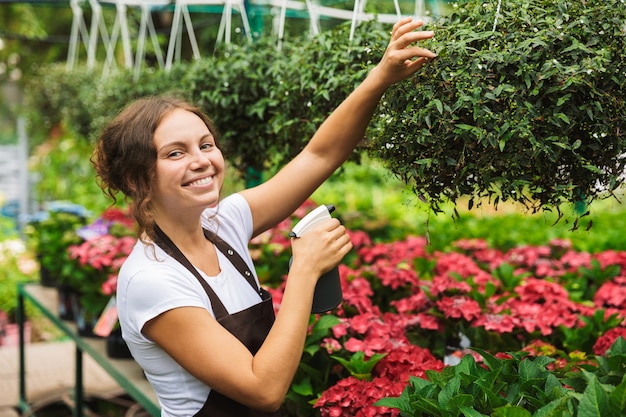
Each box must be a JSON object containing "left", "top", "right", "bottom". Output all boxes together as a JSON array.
[
  {"left": 65, "top": 207, "right": 135, "bottom": 322},
  {"left": 23, "top": 201, "right": 90, "bottom": 288}
]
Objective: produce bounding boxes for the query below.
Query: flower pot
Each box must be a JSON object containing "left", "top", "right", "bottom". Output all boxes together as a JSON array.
[
  {"left": 76, "top": 303, "right": 102, "bottom": 338},
  {"left": 106, "top": 328, "right": 132, "bottom": 359},
  {"left": 57, "top": 284, "right": 80, "bottom": 321},
  {"left": 38, "top": 257, "right": 58, "bottom": 288}
]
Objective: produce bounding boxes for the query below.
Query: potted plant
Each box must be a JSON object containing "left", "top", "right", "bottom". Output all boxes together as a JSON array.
[
  {"left": 24, "top": 201, "right": 90, "bottom": 288},
  {"left": 66, "top": 207, "right": 135, "bottom": 337}
]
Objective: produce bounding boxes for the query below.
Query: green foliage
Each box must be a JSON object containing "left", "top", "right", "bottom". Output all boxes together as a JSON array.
[
  {"left": 0, "top": 2, "right": 72, "bottom": 87},
  {"left": 311, "top": 161, "right": 626, "bottom": 253},
  {"left": 369, "top": 0, "right": 626, "bottom": 216},
  {"left": 23, "top": 201, "right": 90, "bottom": 287},
  {"left": 0, "top": 239, "right": 38, "bottom": 321},
  {"left": 285, "top": 314, "right": 342, "bottom": 416},
  {"left": 23, "top": 64, "right": 99, "bottom": 144},
  {"left": 28, "top": 133, "right": 110, "bottom": 212},
  {"left": 187, "top": 21, "right": 386, "bottom": 177},
  {"left": 377, "top": 339, "right": 626, "bottom": 417},
  {"left": 563, "top": 259, "right": 620, "bottom": 303},
  {"left": 332, "top": 351, "right": 387, "bottom": 380},
  {"left": 561, "top": 309, "right": 623, "bottom": 355}
]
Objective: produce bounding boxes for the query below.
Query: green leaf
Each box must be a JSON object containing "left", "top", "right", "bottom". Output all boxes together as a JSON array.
[
  {"left": 331, "top": 351, "right": 386, "bottom": 379},
  {"left": 556, "top": 94, "right": 571, "bottom": 107},
  {"left": 554, "top": 113, "right": 571, "bottom": 124},
  {"left": 492, "top": 404, "right": 533, "bottom": 417},
  {"left": 534, "top": 397, "right": 573, "bottom": 417},
  {"left": 471, "top": 347, "right": 501, "bottom": 371},
  {"left": 375, "top": 395, "right": 411, "bottom": 413},
  {"left": 608, "top": 337, "right": 626, "bottom": 356},
  {"left": 291, "top": 376, "right": 314, "bottom": 396},
  {"left": 446, "top": 394, "right": 475, "bottom": 413},
  {"left": 458, "top": 405, "right": 488, "bottom": 417},
  {"left": 429, "top": 98, "right": 443, "bottom": 115},
  {"left": 413, "top": 397, "right": 445, "bottom": 416},
  {"left": 609, "top": 376, "right": 626, "bottom": 414},
  {"left": 306, "top": 314, "right": 341, "bottom": 346},
  {"left": 578, "top": 372, "right": 610, "bottom": 417},
  {"left": 438, "top": 377, "right": 461, "bottom": 407}
]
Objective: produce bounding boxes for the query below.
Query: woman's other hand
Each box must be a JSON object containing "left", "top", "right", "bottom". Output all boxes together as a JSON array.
[{"left": 371, "top": 17, "right": 437, "bottom": 87}]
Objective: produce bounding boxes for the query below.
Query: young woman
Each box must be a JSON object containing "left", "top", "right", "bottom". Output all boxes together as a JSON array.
[{"left": 92, "top": 17, "right": 435, "bottom": 417}]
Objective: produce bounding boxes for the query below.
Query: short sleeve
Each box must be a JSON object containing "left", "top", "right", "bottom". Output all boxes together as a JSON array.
[{"left": 119, "top": 261, "right": 210, "bottom": 342}]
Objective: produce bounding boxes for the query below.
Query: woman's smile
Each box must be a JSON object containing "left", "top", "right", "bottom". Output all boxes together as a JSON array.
[{"left": 185, "top": 175, "right": 214, "bottom": 188}]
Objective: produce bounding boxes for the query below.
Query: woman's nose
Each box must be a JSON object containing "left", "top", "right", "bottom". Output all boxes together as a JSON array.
[{"left": 189, "top": 149, "right": 211, "bottom": 170}]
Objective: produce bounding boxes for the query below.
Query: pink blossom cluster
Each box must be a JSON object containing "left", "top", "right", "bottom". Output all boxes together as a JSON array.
[
  {"left": 315, "top": 344, "right": 443, "bottom": 417},
  {"left": 342, "top": 236, "right": 626, "bottom": 340},
  {"left": 267, "top": 227, "right": 626, "bottom": 416},
  {"left": 68, "top": 207, "right": 136, "bottom": 295}
]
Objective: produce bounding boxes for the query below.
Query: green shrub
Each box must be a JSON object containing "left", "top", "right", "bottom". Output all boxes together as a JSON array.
[
  {"left": 188, "top": 21, "right": 387, "bottom": 182},
  {"left": 369, "top": 0, "right": 626, "bottom": 215},
  {"left": 376, "top": 339, "right": 626, "bottom": 417}
]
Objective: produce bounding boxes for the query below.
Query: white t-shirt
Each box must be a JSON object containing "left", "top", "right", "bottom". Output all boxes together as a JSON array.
[{"left": 117, "top": 193, "right": 263, "bottom": 417}]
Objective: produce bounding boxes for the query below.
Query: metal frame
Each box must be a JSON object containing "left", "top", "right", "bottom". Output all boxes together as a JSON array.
[
  {"left": 17, "top": 284, "right": 160, "bottom": 417},
  {"left": 165, "top": 0, "right": 253, "bottom": 70}
]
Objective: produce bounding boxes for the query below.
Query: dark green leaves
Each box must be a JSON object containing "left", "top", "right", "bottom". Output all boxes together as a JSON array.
[
  {"left": 369, "top": 0, "right": 626, "bottom": 217},
  {"left": 378, "top": 337, "right": 626, "bottom": 417}
]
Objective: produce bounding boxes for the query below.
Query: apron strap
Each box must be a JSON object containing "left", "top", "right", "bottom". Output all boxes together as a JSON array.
[
  {"left": 153, "top": 223, "right": 262, "bottom": 319},
  {"left": 202, "top": 229, "right": 263, "bottom": 296}
]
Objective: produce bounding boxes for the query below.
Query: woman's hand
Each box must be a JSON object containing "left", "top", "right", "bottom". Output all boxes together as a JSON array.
[
  {"left": 289, "top": 218, "right": 352, "bottom": 280},
  {"left": 371, "top": 17, "right": 437, "bottom": 88}
]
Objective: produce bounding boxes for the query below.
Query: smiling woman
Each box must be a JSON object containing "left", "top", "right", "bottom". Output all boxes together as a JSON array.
[
  {"left": 91, "top": 18, "right": 436, "bottom": 417},
  {"left": 152, "top": 108, "right": 224, "bottom": 218}
]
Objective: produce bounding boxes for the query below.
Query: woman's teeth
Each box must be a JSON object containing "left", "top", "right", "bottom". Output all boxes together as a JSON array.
[{"left": 189, "top": 177, "right": 212, "bottom": 186}]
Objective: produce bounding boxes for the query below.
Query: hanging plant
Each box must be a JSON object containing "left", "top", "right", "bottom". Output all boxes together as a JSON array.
[{"left": 368, "top": 0, "right": 626, "bottom": 219}]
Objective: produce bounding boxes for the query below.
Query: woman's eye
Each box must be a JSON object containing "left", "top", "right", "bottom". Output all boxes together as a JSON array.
[
  {"left": 200, "top": 142, "right": 214, "bottom": 150},
  {"left": 167, "top": 150, "right": 183, "bottom": 158}
]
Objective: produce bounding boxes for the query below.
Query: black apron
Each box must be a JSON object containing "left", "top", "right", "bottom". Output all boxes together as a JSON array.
[{"left": 154, "top": 225, "right": 282, "bottom": 417}]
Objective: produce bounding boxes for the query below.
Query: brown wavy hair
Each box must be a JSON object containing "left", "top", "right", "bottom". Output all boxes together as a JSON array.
[{"left": 91, "top": 96, "right": 220, "bottom": 243}]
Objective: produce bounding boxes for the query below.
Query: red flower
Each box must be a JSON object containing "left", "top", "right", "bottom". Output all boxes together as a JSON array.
[
  {"left": 347, "top": 230, "right": 372, "bottom": 250},
  {"left": 593, "top": 327, "right": 626, "bottom": 356},
  {"left": 101, "top": 273, "right": 118, "bottom": 296},
  {"left": 595, "top": 250, "right": 626, "bottom": 271},
  {"left": 594, "top": 277, "right": 626, "bottom": 309},
  {"left": 436, "top": 296, "right": 482, "bottom": 322},
  {"left": 429, "top": 274, "right": 472, "bottom": 296},
  {"left": 336, "top": 312, "right": 412, "bottom": 356},
  {"left": 416, "top": 313, "right": 442, "bottom": 331},
  {"left": 369, "top": 263, "right": 418, "bottom": 289},
  {"left": 434, "top": 252, "right": 493, "bottom": 283},
  {"left": 341, "top": 271, "right": 376, "bottom": 314},
  {"left": 374, "top": 344, "right": 444, "bottom": 381},
  {"left": 357, "top": 236, "right": 427, "bottom": 267},
  {"left": 516, "top": 278, "right": 570, "bottom": 304},
  {"left": 453, "top": 238, "right": 489, "bottom": 252},
  {"left": 473, "top": 313, "right": 517, "bottom": 333},
  {"left": 315, "top": 376, "right": 405, "bottom": 417},
  {"left": 101, "top": 207, "right": 135, "bottom": 228},
  {"left": 390, "top": 291, "right": 430, "bottom": 314}
]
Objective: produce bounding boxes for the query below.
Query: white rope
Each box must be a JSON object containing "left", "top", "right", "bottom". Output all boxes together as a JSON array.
[{"left": 492, "top": 0, "right": 502, "bottom": 32}]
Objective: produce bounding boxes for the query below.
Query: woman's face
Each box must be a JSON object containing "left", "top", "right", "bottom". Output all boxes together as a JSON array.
[{"left": 151, "top": 108, "right": 225, "bottom": 218}]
